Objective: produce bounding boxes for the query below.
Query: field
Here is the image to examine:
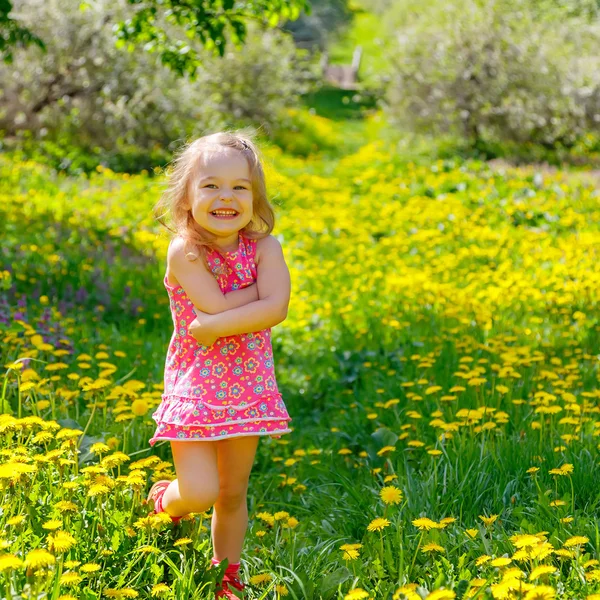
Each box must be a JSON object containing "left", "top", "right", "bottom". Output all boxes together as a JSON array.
[{"left": 1, "top": 124, "right": 600, "bottom": 599}]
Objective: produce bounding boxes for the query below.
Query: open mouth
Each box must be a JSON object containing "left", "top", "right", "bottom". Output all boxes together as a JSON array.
[{"left": 210, "top": 210, "right": 239, "bottom": 219}]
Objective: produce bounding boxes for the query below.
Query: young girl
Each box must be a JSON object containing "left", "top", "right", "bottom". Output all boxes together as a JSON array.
[{"left": 146, "top": 130, "right": 293, "bottom": 599}]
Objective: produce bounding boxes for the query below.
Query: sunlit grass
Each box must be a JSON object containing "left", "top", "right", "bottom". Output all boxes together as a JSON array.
[{"left": 1, "top": 128, "right": 600, "bottom": 598}]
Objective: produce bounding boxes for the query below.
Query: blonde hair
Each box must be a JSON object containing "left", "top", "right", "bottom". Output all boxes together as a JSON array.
[{"left": 154, "top": 128, "right": 275, "bottom": 270}]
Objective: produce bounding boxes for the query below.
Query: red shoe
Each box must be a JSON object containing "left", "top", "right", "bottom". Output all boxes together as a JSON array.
[
  {"left": 147, "top": 480, "right": 183, "bottom": 523},
  {"left": 215, "top": 572, "right": 246, "bottom": 599}
]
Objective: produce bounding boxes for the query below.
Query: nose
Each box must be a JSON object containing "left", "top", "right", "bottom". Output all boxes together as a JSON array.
[{"left": 220, "top": 188, "right": 233, "bottom": 200}]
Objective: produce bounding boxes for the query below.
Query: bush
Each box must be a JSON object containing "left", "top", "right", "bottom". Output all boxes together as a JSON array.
[
  {"left": 381, "top": 0, "right": 600, "bottom": 149},
  {"left": 0, "top": 0, "right": 320, "bottom": 169}
]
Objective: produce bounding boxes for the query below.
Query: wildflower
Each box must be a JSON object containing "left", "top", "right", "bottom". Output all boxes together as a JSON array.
[
  {"left": 90, "top": 443, "right": 111, "bottom": 455},
  {"left": 377, "top": 445, "right": 396, "bottom": 456},
  {"left": 249, "top": 573, "right": 273, "bottom": 585},
  {"left": 173, "top": 538, "right": 192, "bottom": 547},
  {"left": 563, "top": 536, "right": 589, "bottom": 548},
  {"left": 151, "top": 583, "right": 171, "bottom": 597},
  {"left": 476, "top": 555, "right": 491, "bottom": 566},
  {"left": 42, "top": 519, "right": 63, "bottom": 531},
  {"left": 6, "top": 515, "right": 26, "bottom": 526},
  {"left": 81, "top": 378, "right": 112, "bottom": 392},
  {"left": 24, "top": 549, "right": 55, "bottom": 570},
  {"left": 343, "top": 549, "right": 360, "bottom": 560},
  {"left": 131, "top": 399, "right": 149, "bottom": 416},
  {"left": 479, "top": 514, "right": 499, "bottom": 526},
  {"left": 422, "top": 543, "right": 445, "bottom": 553},
  {"left": 412, "top": 517, "right": 438, "bottom": 530},
  {"left": 275, "top": 585, "right": 289, "bottom": 596},
  {"left": 0, "top": 553, "right": 24, "bottom": 572},
  {"left": 344, "top": 589, "right": 370, "bottom": 600},
  {"left": 548, "top": 464, "right": 573, "bottom": 476},
  {"left": 367, "top": 518, "right": 390, "bottom": 532},
  {"left": 427, "top": 591, "right": 456, "bottom": 600},
  {"left": 511, "top": 534, "right": 542, "bottom": 548},
  {"left": 380, "top": 486, "right": 403, "bottom": 505},
  {"left": 523, "top": 585, "right": 556, "bottom": 599},
  {"left": 80, "top": 563, "right": 101, "bottom": 573},
  {"left": 490, "top": 557, "right": 512, "bottom": 567},
  {"left": 465, "top": 529, "right": 478, "bottom": 539},
  {"left": 60, "top": 571, "right": 83, "bottom": 586},
  {"left": 529, "top": 565, "right": 557, "bottom": 580},
  {"left": 48, "top": 531, "right": 77, "bottom": 554}
]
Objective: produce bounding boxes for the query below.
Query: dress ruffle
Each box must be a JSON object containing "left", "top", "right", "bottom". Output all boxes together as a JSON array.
[{"left": 151, "top": 392, "right": 292, "bottom": 428}]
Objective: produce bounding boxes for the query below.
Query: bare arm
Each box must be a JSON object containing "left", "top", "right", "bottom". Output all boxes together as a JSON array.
[
  {"left": 208, "top": 235, "right": 291, "bottom": 337},
  {"left": 168, "top": 237, "right": 258, "bottom": 315}
]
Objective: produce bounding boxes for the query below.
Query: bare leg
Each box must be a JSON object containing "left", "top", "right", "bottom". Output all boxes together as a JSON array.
[
  {"left": 211, "top": 435, "right": 260, "bottom": 563},
  {"left": 163, "top": 440, "right": 220, "bottom": 517}
]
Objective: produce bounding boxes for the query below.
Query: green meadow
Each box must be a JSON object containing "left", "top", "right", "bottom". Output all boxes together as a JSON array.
[{"left": 1, "top": 120, "right": 600, "bottom": 599}]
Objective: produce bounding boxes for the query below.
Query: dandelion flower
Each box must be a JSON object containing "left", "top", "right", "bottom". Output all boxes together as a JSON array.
[
  {"left": 490, "top": 557, "right": 512, "bottom": 567},
  {"left": 479, "top": 514, "right": 499, "bottom": 526},
  {"left": 60, "top": 572, "right": 83, "bottom": 586},
  {"left": 548, "top": 464, "right": 573, "bottom": 476},
  {"left": 150, "top": 583, "right": 170, "bottom": 597},
  {"left": 422, "top": 543, "right": 445, "bottom": 553},
  {"left": 523, "top": 585, "right": 556, "bottom": 599},
  {"left": 529, "top": 565, "right": 557, "bottom": 580},
  {"left": 48, "top": 531, "right": 77, "bottom": 553},
  {"left": 427, "top": 590, "right": 456, "bottom": 600},
  {"left": 0, "top": 553, "right": 24, "bottom": 572},
  {"left": 24, "top": 549, "right": 55, "bottom": 570},
  {"left": 344, "top": 588, "right": 370, "bottom": 600},
  {"left": 380, "top": 486, "right": 403, "bottom": 505},
  {"left": 367, "top": 517, "right": 390, "bottom": 532},
  {"left": 412, "top": 517, "right": 438, "bottom": 530},
  {"left": 563, "top": 536, "right": 589, "bottom": 548},
  {"left": 249, "top": 573, "right": 273, "bottom": 585}
]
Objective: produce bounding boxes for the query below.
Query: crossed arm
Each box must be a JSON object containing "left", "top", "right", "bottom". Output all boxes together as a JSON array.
[{"left": 167, "top": 235, "right": 291, "bottom": 338}]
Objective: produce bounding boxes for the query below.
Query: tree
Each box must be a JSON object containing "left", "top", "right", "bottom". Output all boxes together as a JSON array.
[{"left": 1, "top": 0, "right": 311, "bottom": 77}]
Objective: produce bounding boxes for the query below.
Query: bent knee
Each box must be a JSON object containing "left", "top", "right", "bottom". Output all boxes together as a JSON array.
[{"left": 178, "top": 482, "right": 220, "bottom": 510}]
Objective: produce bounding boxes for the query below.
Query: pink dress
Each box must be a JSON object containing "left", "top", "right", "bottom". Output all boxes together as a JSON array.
[{"left": 149, "top": 232, "right": 293, "bottom": 445}]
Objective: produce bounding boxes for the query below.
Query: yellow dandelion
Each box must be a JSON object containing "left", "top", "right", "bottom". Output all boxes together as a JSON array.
[
  {"left": 490, "top": 557, "right": 512, "bottom": 567},
  {"left": 48, "top": 531, "right": 77, "bottom": 554},
  {"left": 475, "top": 555, "right": 491, "bottom": 566},
  {"left": 523, "top": 585, "right": 555, "bottom": 599},
  {"left": 150, "top": 583, "right": 170, "bottom": 596},
  {"left": 42, "top": 519, "right": 63, "bottom": 531},
  {"left": 80, "top": 562, "right": 101, "bottom": 573},
  {"left": 343, "top": 549, "right": 360, "bottom": 560},
  {"left": 275, "top": 584, "right": 289, "bottom": 596},
  {"left": 173, "top": 538, "right": 192, "bottom": 547},
  {"left": 0, "top": 553, "right": 24, "bottom": 572},
  {"left": 249, "top": 573, "right": 273, "bottom": 585},
  {"left": 367, "top": 517, "right": 390, "bottom": 532},
  {"left": 380, "top": 486, "right": 403, "bottom": 505},
  {"left": 344, "top": 588, "right": 370, "bottom": 600},
  {"left": 510, "top": 534, "right": 542, "bottom": 548},
  {"left": 60, "top": 571, "right": 83, "bottom": 586},
  {"left": 479, "top": 514, "right": 499, "bottom": 526},
  {"left": 6, "top": 515, "right": 26, "bottom": 526},
  {"left": 563, "top": 536, "right": 589, "bottom": 548},
  {"left": 412, "top": 517, "right": 438, "bottom": 530},
  {"left": 24, "top": 549, "right": 56, "bottom": 570},
  {"left": 422, "top": 543, "right": 445, "bottom": 553},
  {"left": 548, "top": 464, "right": 574, "bottom": 476},
  {"left": 465, "top": 529, "right": 478, "bottom": 539},
  {"left": 427, "top": 590, "right": 456, "bottom": 600},
  {"left": 529, "top": 565, "right": 557, "bottom": 580}
]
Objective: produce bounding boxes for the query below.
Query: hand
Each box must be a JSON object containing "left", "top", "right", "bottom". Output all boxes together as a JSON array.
[{"left": 188, "top": 308, "right": 219, "bottom": 347}]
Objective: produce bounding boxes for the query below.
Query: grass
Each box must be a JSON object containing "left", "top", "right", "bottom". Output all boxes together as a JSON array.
[{"left": 1, "top": 121, "right": 600, "bottom": 599}]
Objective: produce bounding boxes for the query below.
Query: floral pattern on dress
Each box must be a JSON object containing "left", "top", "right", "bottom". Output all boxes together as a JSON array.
[{"left": 149, "top": 232, "right": 293, "bottom": 444}]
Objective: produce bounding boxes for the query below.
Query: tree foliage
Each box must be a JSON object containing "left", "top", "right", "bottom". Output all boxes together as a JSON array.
[
  {"left": 381, "top": 0, "right": 600, "bottom": 148},
  {"left": 2, "top": 0, "right": 310, "bottom": 77}
]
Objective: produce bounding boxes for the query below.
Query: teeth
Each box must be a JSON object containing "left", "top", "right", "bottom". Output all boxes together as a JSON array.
[{"left": 212, "top": 211, "right": 237, "bottom": 216}]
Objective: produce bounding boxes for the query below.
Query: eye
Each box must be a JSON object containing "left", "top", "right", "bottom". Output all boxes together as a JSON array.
[
  {"left": 204, "top": 184, "right": 217, "bottom": 189},
  {"left": 234, "top": 185, "right": 248, "bottom": 190}
]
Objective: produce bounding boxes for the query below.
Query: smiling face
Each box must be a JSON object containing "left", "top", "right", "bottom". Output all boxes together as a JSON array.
[{"left": 184, "top": 147, "right": 254, "bottom": 251}]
